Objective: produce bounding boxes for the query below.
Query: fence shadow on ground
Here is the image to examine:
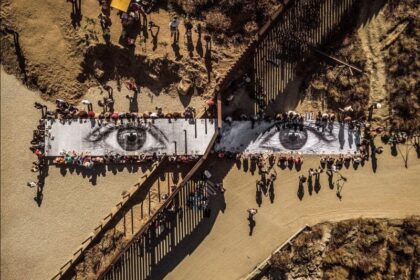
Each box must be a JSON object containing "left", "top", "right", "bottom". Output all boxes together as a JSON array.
[
  {"left": 220, "top": 0, "right": 387, "bottom": 116},
  {"left": 102, "top": 179, "right": 226, "bottom": 280}
]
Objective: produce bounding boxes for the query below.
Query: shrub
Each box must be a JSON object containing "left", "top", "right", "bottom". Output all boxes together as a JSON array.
[{"left": 204, "top": 11, "right": 232, "bottom": 33}]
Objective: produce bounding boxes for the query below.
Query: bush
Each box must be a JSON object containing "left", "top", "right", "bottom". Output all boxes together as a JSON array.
[
  {"left": 204, "top": 11, "right": 232, "bottom": 33},
  {"left": 171, "top": 0, "right": 210, "bottom": 15}
]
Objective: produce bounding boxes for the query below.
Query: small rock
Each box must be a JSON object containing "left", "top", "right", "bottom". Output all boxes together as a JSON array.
[{"left": 177, "top": 78, "right": 192, "bottom": 96}]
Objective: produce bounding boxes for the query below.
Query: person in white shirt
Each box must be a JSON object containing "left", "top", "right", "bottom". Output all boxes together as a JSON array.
[
  {"left": 169, "top": 16, "right": 180, "bottom": 44},
  {"left": 82, "top": 100, "right": 93, "bottom": 111}
]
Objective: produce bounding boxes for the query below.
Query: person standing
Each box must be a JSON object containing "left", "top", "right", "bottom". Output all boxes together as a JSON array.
[
  {"left": 169, "top": 16, "right": 180, "bottom": 45},
  {"left": 82, "top": 99, "right": 93, "bottom": 111}
]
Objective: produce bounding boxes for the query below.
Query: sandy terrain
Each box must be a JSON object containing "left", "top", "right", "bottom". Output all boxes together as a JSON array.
[
  {"left": 165, "top": 151, "right": 420, "bottom": 280},
  {"left": 1, "top": 1, "right": 419, "bottom": 279},
  {"left": 0, "top": 0, "right": 246, "bottom": 112},
  {"left": 0, "top": 69, "right": 148, "bottom": 280}
]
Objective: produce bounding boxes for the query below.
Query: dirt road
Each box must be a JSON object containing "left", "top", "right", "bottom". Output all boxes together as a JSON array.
[
  {"left": 0, "top": 69, "right": 146, "bottom": 280},
  {"left": 165, "top": 152, "right": 420, "bottom": 280}
]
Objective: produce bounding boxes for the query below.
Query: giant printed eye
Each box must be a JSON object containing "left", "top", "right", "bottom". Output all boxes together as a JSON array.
[
  {"left": 216, "top": 121, "right": 358, "bottom": 154},
  {"left": 278, "top": 129, "right": 308, "bottom": 150},
  {"left": 256, "top": 125, "right": 333, "bottom": 152},
  {"left": 84, "top": 122, "right": 168, "bottom": 154},
  {"left": 116, "top": 128, "right": 146, "bottom": 151}
]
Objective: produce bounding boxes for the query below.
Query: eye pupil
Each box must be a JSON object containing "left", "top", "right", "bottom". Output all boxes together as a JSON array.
[
  {"left": 279, "top": 129, "right": 308, "bottom": 150},
  {"left": 117, "top": 128, "right": 146, "bottom": 151}
]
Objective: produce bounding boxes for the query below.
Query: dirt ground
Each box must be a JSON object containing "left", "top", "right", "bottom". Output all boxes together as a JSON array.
[
  {"left": 0, "top": 69, "right": 149, "bottom": 280},
  {"left": 1, "top": 1, "right": 419, "bottom": 279},
  {"left": 0, "top": 0, "right": 247, "bottom": 115},
  {"left": 164, "top": 149, "right": 420, "bottom": 280}
]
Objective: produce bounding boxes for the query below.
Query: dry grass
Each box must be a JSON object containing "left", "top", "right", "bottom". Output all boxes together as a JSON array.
[
  {"left": 303, "top": 32, "right": 370, "bottom": 118},
  {"left": 267, "top": 217, "right": 420, "bottom": 280},
  {"left": 74, "top": 229, "right": 126, "bottom": 279},
  {"left": 171, "top": 0, "right": 285, "bottom": 42},
  {"left": 383, "top": 0, "right": 420, "bottom": 133}
]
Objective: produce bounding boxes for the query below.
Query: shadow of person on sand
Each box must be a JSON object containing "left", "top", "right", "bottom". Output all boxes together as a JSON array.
[
  {"left": 70, "top": 0, "right": 82, "bottom": 28},
  {"left": 308, "top": 175, "right": 313, "bottom": 195},
  {"left": 370, "top": 140, "right": 378, "bottom": 173},
  {"left": 204, "top": 35, "right": 212, "bottom": 82},
  {"left": 236, "top": 159, "right": 242, "bottom": 170},
  {"left": 195, "top": 24, "right": 203, "bottom": 58},
  {"left": 33, "top": 158, "right": 49, "bottom": 207},
  {"left": 57, "top": 162, "right": 150, "bottom": 186},
  {"left": 269, "top": 181, "right": 275, "bottom": 203},
  {"left": 297, "top": 180, "right": 304, "bottom": 200},
  {"left": 248, "top": 213, "right": 256, "bottom": 236},
  {"left": 149, "top": 23, "right": 160, "bottom": 51},
  {"left": 243, "top": 158, "right": 249, "bottom": 172},
  {"left": 172, "top": 43, "right": 183, "bottom": 61},
  {"left": 327, "top": 170, "right": 334, "bottom": 189},
  {"left": 256, "top": 181, "right": 263, "bottom": 207},
  {"left": 314, "top": 172, "right": 321, "bottom": 193}
]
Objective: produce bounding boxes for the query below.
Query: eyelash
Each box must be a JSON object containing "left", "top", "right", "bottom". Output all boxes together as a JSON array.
[{"left": 87, "top": 124, "right": 165, "bottom": 146}]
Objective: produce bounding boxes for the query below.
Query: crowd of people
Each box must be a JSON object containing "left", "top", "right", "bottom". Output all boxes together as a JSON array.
[
  {"left": 51, "top": 151, "right": 201, "bottom": 169},
  {"left": 28, "top": 117, "right": 48, "bottom": 206},
  {"left": 97, "top": 0, "right": 158, "bottom": 44},
  {"left": 54, "top": 151, "right": 159, "bottom": 167},
  {"left": 225, "top": 109, "right": 365, "bottom": 132},
  {"left": 39, "top": 95, "right": 200, "bottom": 121}
]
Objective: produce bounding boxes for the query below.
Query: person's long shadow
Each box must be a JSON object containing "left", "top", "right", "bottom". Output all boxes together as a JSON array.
[
  {"left": 186, "top": 33, "right": 194, "bottom": 58},
  {"left": 34, "top": 159, "right": 49, "bottom": 207},
  {"left": 71, "top": 0, "right": 82, "bottom": 28},
  {"left": 269, "top": 182, "right": 275, "bottom": 203},
  {"left": 57, "top": 162, "right": 150, "bottom": 185},
  {"left": 150, "top": 24, "right": 160, "bottom": 51},
  {"left": 314, "top": 173, "right": 321, "bottom": 193},
  {"left": 327, "top": 170, "right": 334, "bottom": 189},
  {"left": 236, "top": 159, "right": 242, "bottom": 170},
  {"left": 248, "top": 214, "right": 256, "bottom": 236},
  {"left": 370, "top": 140, "right": 378, "bottom": 173},
  {"left": 195, "top": 28, "right": 203, "bottom": 57},
  {"left": 250, "top": 159, "right": 256, "bottom": 175},
  {"left": 256, "top": 182, "right": 263, "bottom": 207},
  {"left": 308, "top": 175, "right": 313, "bottom": 195},
  {"left": 204, "top": 40, "right": 212, "bottom": 82},
  {"left": 172, "top": 43, "right": 183, "bottom": 61},
  {"left": 297, "top": 181, "right": 304, "bottom": 200},
  {"left": 243, "top": 158, "right": 249, "bottom": 172},
  {"left": 1, "top": 28, "right": 27, "bottom": 82}
]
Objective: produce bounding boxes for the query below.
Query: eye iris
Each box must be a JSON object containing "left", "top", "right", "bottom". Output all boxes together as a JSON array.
[
  {"left": 117, "top": 128, "right": 146, "bottom": 151},
  {"left": 279, "top": 129, "right": 308, "bottom": 150}
]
